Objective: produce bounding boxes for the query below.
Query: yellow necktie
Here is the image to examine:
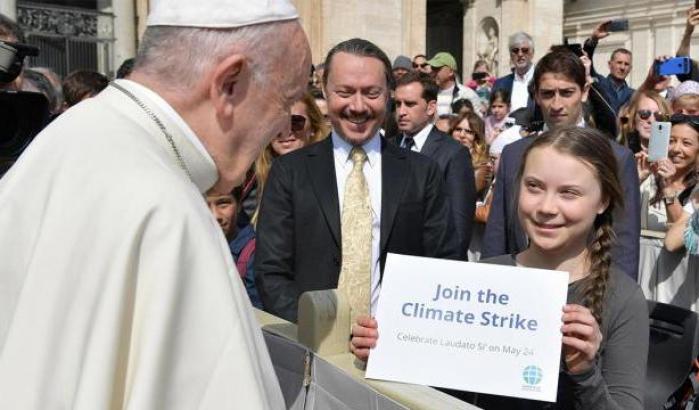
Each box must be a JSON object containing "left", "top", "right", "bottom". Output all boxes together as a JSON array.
[{"left": 337, "top": 146, "right": 373, "bottom": 322}]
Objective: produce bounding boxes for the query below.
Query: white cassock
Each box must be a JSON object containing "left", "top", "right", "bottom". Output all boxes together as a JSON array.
[{"left": 0, "top": 79, "right": 285, "bottom": 409}]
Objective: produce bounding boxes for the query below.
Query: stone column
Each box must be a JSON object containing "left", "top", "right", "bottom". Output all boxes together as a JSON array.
[
  {"left": 401, "top": 0, "right": 427, "bottom": 60},
  {"left": 529, "top": 0, "right": 563, "bottom": 55},
  {"left": 0, "top": 0, "right": 16, "bottom": 21},
  {"left": 111, "top": 0, "right": 137, "bottom": 68},
  {"left": 498, "top": 0, "right": 529, "bottom": 76},
  {"left": 292, "top": 0, "right": 325, "bottom": 64}
]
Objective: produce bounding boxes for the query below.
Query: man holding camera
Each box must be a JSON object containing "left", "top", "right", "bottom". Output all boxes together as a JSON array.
[{"left": 583, "top": 20, "right": 635, "bottom": 114}]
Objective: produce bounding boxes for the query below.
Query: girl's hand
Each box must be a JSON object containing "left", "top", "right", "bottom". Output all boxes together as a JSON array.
[
  {"left": 561, "top": 304, "right": 602, "bottom": 375},
  {"left": 350, "top": 315, "right": 378, "bottom": 362}
]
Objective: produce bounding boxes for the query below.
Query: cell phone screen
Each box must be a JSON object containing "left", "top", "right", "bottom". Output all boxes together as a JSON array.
[{"left": 648, "top": 122, "right": 671, "bottom": 162}]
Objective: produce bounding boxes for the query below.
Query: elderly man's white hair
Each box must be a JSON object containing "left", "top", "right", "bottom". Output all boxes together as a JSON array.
[
  {"left": 508, "top": 31, "right": 534, "bottom": 52},
  {"left": 134, "top": 21, "right": 292, "bottom": 91}
]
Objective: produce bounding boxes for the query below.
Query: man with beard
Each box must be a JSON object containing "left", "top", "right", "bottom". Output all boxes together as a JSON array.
[
  {"left": 255, "top": 38, "right": 458, "bottom": 323},
  {"left": 0, "top": 0, "right": 310, "bottom": 407}
]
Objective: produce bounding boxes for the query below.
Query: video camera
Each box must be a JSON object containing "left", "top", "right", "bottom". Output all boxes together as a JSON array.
[
  {"left": 0, "top": 40, "right": 38, "bottom": 83},
  {"left": 0, "top": 39, "right": 49, "bottom": 177}
]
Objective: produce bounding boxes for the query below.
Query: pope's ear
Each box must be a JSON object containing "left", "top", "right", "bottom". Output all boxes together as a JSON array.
[{"left": 209, "top": 54, "right": 246, "bottom": 118}]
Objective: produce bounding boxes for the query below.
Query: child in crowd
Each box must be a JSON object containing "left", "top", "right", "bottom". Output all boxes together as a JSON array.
[
  {"left": 205, "top": 186, "right": 262, "bottom": 308},
  {"left": 484, "top": 89, "right": 511, "bottom": 145},
  {"left": 671, "top": 80, "right": 699, "bottom": 115},
  {"left": 350, "top": 127, "right": 649, "bottom": 410}
]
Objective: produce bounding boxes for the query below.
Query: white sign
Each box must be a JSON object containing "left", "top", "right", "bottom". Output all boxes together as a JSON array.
[{"left": 365, "top": 253, "right": 569, "bottom": 402}]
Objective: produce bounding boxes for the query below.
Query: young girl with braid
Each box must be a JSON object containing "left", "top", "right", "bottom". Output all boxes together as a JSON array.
[{"left": 350, "top": 126, "right": 649, "bottom": 409}]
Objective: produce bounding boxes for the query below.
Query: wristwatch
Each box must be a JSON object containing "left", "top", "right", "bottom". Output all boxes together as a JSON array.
[{"left": 664, "top": 191, "right": 678, "bottom": 205}]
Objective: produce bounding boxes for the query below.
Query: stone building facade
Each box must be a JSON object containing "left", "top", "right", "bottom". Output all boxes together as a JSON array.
[{"left": 2, "top": 0, "right": 697, "bottom": 86}]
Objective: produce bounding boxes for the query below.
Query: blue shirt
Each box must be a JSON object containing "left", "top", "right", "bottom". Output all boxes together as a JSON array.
[{"left": 595, "top": 74, "right": 634, "bottom": 115}]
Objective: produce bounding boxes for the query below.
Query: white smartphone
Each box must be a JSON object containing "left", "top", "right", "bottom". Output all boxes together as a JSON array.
[{"left": 648, "top": 121, "right": 671, "bottom": 162}]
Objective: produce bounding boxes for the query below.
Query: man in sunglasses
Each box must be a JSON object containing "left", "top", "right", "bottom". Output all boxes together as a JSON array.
[
  {"left": 426, "top": 51, "right": 481, "bottom": 118},
  {"left": 412, "top": 54, "right": 432, "bottom": 74},
  {"left": 492, "top": 31, "right": 536, "bottom": 113}
]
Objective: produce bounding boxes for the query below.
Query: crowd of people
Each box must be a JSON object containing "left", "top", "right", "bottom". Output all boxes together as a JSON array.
[{"left": 3, "top": 1, "right": 699, "bottom": 408}]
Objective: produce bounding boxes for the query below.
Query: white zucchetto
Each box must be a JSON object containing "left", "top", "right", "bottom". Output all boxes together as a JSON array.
[{"left": 147, "top": 0, "right": 299, "bottom": 28}]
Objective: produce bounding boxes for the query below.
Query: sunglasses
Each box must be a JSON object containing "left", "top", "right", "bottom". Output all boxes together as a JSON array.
[
  {"left": 413, "top": 63, "right": 429, "bottom": 69},
  {"left": 290, "top": 114, "right": 307, "bottom": 132},
  {"left": 636, "top": 110, "right": 663, "bottom": 121},
  {"left": 510, "top": 47, "right": 531, "bottom": 55}
]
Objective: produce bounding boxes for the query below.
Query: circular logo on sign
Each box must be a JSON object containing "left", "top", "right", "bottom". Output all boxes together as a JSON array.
[{"left": 523, "top": 365, "right": 543, "bottom": 385}]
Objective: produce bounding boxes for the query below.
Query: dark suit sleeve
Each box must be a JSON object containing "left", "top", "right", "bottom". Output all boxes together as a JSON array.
[
  {"left": 444, "top": 146, "right": 476, "bottom": 260},
  {"left": 422, "top": 159, "right": 460, "bottom": 259},
  {"left": 481, "top": 146, "right": 510, "bottom": 259},
  {"left": 492, "top": 76, "right": 507, "bottom": 94},
  {"left": 254, "top": 158, "right": 300, "bottom": 322},
  {"left": 589, "top": 82, "right": 618, "bottom": 137},
  {"left": 612, "top": 148, "right": 641, "bottom": 280},
  {"left": 584, "top": 37, "right": 602, "bottom": 80}
]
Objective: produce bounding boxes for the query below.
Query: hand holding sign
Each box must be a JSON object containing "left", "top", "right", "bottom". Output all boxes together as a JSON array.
[
  {"left": 350, "top": 316, "right": 378, "bottom": 362},
  {"left": 561, "top": 304, "right": 603, "bottom": 375}
]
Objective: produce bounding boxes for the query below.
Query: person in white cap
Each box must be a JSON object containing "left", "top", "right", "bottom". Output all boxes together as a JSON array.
[{"left": 0, "top": 0, "right": 310, "bottom": 408}]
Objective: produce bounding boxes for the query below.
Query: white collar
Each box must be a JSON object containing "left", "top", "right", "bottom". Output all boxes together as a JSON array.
[
  {"left": 402, "top": 123, "right": 434, "bottom": 152},
  {"left": 113, "top": 79, "right": 218, "bottom": 193},
  {"left": 514, "top": 65, "right": 534, "bottom": 82},
  {"left": 331, "top": 130, "right": 381, "bottom": 168},
  {"left": 542, "top": 117, "right": 586, "bottom": 132}
]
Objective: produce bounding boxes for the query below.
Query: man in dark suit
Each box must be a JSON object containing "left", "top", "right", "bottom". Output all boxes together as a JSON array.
[
  {"left": 482, "top": 48, "right": 641, "bottom": 279},
  {"left": 392, "top": 71, "right": 476, "bottom": 260},
  {"left": 492, "top": 31, "right": 536, "bottom": 114},
  {"left": 255, "top": 38, "right": 458, "bottom": 323}
]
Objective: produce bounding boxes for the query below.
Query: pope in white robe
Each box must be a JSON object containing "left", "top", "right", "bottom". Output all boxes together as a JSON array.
[{"left": 0, "top": 78, "right": 284, "bottom": 408}]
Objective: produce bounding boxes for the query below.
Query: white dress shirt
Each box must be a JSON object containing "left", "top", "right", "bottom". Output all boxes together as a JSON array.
[
  {"left": 332, "top": 131, "right": 383, "bottom": 315},
  {"left": 400, "top": 123, "right": 433, "bottom": 153},
  {"left": 510, "top": 65, "right": 535, "bottom": 113}
]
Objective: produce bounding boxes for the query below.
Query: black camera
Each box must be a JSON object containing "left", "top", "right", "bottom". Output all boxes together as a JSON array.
[
  {"left": 0, "top": 40, "right": 38, "bottom": 84},
  {"left": 0, "top": 40, "right": 48, "bottom": 177}
]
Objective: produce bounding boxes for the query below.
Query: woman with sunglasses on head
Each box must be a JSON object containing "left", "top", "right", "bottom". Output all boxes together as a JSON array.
[{"left": 351, "top": 127, "right": 649, "bottom": 409}]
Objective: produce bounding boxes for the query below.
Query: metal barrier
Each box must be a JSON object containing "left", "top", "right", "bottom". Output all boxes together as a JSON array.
[{"left": 256, "top": 290, "right": 481, "bottom": 410}]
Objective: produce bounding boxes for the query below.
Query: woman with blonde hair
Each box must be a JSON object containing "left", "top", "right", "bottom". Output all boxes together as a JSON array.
[
  {"left": 253, "top": 92, "right": 329, "bottom": 222},
  {"left": 619, "top": 89, "right": 671, "bottom": 153},
  {"left": 450, "top": 112, "right": 490, "bottom": 195}
]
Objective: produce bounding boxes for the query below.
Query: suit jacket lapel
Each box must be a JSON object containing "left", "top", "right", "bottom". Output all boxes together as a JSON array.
[
  {"left": 380, "top": 140, "right": 409, "bottom": 252},
  {"left": 420, "top": 126, "right": 442, "bottom": 158},
  {"left": 305, "top": 138, "right": 341, "bottom": 247}
]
